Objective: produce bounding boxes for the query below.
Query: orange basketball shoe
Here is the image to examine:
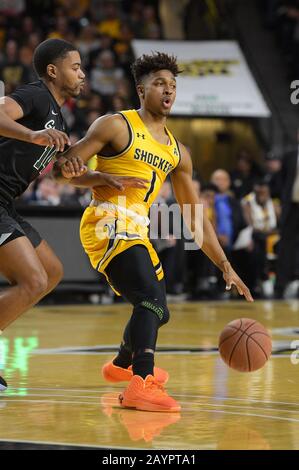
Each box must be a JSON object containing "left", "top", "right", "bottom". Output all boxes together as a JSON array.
[
  {"left": 102, "top": 360, "right": 169, "bottom": 385},
  {"left": 118, "top": 375, "right": 181, "bottom": 412}
]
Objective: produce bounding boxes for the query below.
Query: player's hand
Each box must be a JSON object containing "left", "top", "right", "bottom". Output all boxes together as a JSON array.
[
  {"left": 222, "top": 261, "right": 254, "bottom": 302},
  {"left": 60, "top": 156, "right": 88, "bottom": 179},
  {"left": 99, "top": 173, "right": 149, "bottom": 191},
  {"left": 29, "top": 129, "right": 71, "bottom": 152}
]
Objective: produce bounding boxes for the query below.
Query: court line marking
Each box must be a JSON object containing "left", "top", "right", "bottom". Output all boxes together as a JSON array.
[
  {"left": 2, "top": 393, "right": 104, "bottom": 400},
  {"left": 172, "top": 393, "right": 299, "bottom": 407},
  {"left": 0, "top": 399, "right": 108, "bottom": 405},
  {"left": 5, "top": 386, "right": 299, "bottom": 407},
  {"left": 30, "top": 350, "right": 293, "bottom": 357},
  {"left": 180, "top": 406, "right": 299, "bottom": 423},
  {"left": 177, "top": 401, "right": 299, "bottom": 415},
  {"left": 31, "top": 342, "right": 296, "bottom": 356},
  {"left": 1, "top": 398, "right": 299, "bottom": 423},
  {"left": 4, "top": 387, "right": 299, "bottom": 407},
  {"left": 4, "top": 387, "right": 121, "bottom": 393},
  {"left": 3, "top": 393, "right": 299, "bottom": 415}
]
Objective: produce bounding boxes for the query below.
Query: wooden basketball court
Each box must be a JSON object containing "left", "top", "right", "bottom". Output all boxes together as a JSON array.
[{"left": 0, "top": 300, "right": 298, "bottom": 450}]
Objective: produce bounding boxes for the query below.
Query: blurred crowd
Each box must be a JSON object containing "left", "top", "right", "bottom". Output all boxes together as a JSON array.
[{"left": 0, "top": 0, "right": 163, "bottom": 206}]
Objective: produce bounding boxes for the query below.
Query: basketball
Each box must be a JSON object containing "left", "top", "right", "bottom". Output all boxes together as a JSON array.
[{"left": 218, "top": 318, "right": 272, "bottom": 372}]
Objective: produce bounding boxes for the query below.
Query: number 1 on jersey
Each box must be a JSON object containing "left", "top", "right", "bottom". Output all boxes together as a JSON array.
[{"left": 144, "top": 171, "right": 157, "bottom": 203}]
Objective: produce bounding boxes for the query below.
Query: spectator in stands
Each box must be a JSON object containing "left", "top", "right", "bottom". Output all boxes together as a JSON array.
[
  {"left": 76, "top": 24, "right": 101, "bottom": 66},
  {"left": 96, "top": 1, "right": 122, "bottom": 39},
  {"left": 211, "top": 169, "right": 246, "bottom": 251},
  {"left": 19, "top": 45, "right": 37, "bottom": 83},
  {"left": 90, "top": 49, "right": 125, "bottom": 96},
  {"left": 125, "top": 0, "right": 145, "bottom": 38},
  {"left": 263, "top": 152, "right": 283, "bottom": 198},
  {"left": 27, "top": 31, "right": 43, "bottom": 52},
  {"left": 142, "top": 5, "right": 162, "bottom": 39},
  {"left": 57, "top": 0, "right": 89, "bottom": 20},
  {"left": 113, "top": 23, "right": 135, "bottom": 77},
  {"left": 88, "top": 33, "right": 114, "bottom": 70},
  {"left": 0, "top": 39, "right": 30, "bottom": 93},
  {"left": 211, "top": 169, "right": 248, "bottom": 295},
  {"left": 32, "top": 176, "right": 61, "bottom": 206},
  {"left": 242, "top": 180, "right": 279, "bottom": 296},
  {"left": 48, "top": 16, "right": 75, "bottom": 43},
  {"left": 108, "top": 94, "right": 130, "bottom": 113},
  {"left": 59, "top": 184, "right": 91, "bottom": 207},
  {"left": 230, "top": 150, "right": 264, "bottom": 199},
  {"left": 20, "top": 16, "right": 35, "bottom": 39}
]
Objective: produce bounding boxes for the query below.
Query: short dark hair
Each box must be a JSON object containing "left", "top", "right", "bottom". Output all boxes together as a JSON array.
[
  {"left": 131, "top": 52, "right": 181, "bottom": 85},
  {"left": 33, "top": 38, "right": 78, "bottom": 78}
]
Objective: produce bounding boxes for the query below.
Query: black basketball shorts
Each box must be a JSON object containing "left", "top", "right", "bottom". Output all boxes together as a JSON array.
[{"left": 0, "top": 203, "right": 42, "bottom": 249}]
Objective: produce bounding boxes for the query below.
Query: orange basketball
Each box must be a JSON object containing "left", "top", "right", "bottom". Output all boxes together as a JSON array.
[{"left": 218, "top": 318, "right": 272, "bottom": 372}]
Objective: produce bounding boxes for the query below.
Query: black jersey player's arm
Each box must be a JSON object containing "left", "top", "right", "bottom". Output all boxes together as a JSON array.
[
  {"left": 53, "top": 114, "right": 148, "bottom": 190},
  {"left": 0, "top": 96, "right": 70, "bottom": 151},
  {"left": 170, "top": 142, "right": 253, "bottom": 302}
]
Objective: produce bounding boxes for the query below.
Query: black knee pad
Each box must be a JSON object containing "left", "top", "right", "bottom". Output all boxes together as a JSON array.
[{"left": 138, "top": 299, "right": 170, "bottom": 326}]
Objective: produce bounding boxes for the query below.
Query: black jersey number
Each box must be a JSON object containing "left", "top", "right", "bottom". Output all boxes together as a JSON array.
[{"left": 144, "top": 170, "right": 157, "bottom": 203}]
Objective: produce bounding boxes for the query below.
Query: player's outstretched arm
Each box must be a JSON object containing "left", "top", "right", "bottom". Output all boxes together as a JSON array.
[
  {"left": 0, "top": 97, "right": 70, "bottom": 151},
  {"left": 170, "top": 143, "right": 253, "bottom": 302},
  {"left": 53, "top": 114, "right": 148, "bottom": 190}
]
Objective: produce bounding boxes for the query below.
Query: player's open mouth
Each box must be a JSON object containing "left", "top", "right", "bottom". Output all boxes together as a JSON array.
[{"left": 162, "top": 98, "right": 172, "bottom": 109}]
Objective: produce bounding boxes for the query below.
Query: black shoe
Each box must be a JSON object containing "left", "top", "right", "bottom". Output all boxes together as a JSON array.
[{"left": 0, "top": 376, "right": 7, "bottom": 391}]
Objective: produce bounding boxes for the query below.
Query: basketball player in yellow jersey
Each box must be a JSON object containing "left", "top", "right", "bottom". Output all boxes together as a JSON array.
[{"left": 56, "top": 52, "right": 253, "bottom": 412}]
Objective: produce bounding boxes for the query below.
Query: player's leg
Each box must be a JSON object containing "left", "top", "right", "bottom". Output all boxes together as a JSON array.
[
  {"left": 35, "top": 240, "right": 63, "bottom": 295},
  {"left": 0, "top": 235, "right": 48, "bottom": 330},
  {"left": 105, "top": 245, "right": 180, "bottom": 411},
  {"left": 106, "top": 245, "right": 168, "bottom": 377},
  {"left": 110, "top": 279, "right": 167, "bottom": 369},
  {"left": 14, "top": 212, "right": 63, "bottom": 297}
]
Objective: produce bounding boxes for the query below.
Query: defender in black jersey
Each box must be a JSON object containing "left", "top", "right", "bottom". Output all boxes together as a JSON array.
[
  {"left": 0, "top": 39, "right": 84, "bottom": 391},
  {"left": 0, "top": 38, "right": 147, "bottom": 391}
]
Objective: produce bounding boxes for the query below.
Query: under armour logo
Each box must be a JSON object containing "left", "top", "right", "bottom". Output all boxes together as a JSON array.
[
  {"left": 137, "top": 133, "right": 145, "bottom": 139},
  {"left": 118, "top": 394, "right": 124, "bottom": 404}
]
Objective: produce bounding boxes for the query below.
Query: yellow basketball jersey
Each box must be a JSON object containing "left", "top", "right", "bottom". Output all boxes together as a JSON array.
[
  {"left": 92, "top": 109, "right": 181, "bottom": 214},
  {"left": 80, "top": 110, "right": 181, "bottom": 290}
]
